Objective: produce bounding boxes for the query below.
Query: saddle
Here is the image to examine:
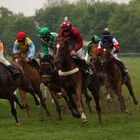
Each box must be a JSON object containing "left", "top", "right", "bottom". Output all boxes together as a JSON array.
[
  {"left": 72, "top": 58, "right": 93, "bottom": 75},
  {"left": 113, "top": 58, "right": 127, "bottom": 78},
  {"left": 28, "top": 59, "right": 40, "bottom": 72}
]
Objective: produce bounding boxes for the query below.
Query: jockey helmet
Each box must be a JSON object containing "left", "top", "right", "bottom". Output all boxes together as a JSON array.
[
  {"left": 16, "top": 32, "right": 26, "bottom": 41},
  {"left": 38, "top": 27, "right": 50, "bottom": 38},
  {"left": 61, "top": 21, "right": 72, "bottom": 31},
  {"left": 92, "top": 35, "right": 100, "bottom": 43},
  {"left": 102, "top": 28, "right": 110, "bottom": 36}
]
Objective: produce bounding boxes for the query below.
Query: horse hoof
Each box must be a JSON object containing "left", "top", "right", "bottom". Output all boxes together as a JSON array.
[
  {"left": 134, "top": 100, "right": 138, "bottom": 105},
  {"left": 81, "top": 113, "right": 87, "bottom": 124},
  {"left": 72, "top": 113, "right": 81, "bottom": 118},
  {"left": 16, "top": 122, "right": 20, "bottom": 127},
  {"left": 124, "top": 109, "right": 129, "bottom": 113},
  {"left": 82, "top": 119, "right": 88, "bottom": 124}
]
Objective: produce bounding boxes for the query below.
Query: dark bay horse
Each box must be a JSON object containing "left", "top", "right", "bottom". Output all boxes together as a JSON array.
[
  {"left": 13, "top": 54, "right": 50, "bottom": 116},
  {"left": 101, "top": 47, "right": 138, "bottom": 112},
  {"left": 0, "top": 62, "right": 27, "bottom": 126},
  {"left": 54, "top": 38, "right": 102, "bottom": 123}
]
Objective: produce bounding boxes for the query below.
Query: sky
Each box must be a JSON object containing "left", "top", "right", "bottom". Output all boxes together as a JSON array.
[{"left": 0, "top": 0, "right": 130, "bottom": 17}]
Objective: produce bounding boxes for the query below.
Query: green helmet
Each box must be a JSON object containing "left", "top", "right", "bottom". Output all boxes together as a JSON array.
[
  {"left": 91, "top": 35, "right": 100, "bottom": 43},
  {"left": 38, "top": 27, "right": 50, "bottom": 38}
]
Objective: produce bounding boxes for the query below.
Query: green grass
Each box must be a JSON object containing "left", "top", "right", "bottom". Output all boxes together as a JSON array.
[{"left": 0, "top": 57, "right": 140, "bottom": 140}]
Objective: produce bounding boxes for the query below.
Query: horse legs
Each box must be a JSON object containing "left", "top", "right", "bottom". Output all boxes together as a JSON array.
[
  {"left": 115, "top": 84, "right": 127, "bottom": 113},
  {"left": 13, "top": 94, "right": 27, "bottom": 109},
  {"left": 35, "top": 88, "right": 50, "bottom": 116},
  {"left": 18, "top": 89, "right": 30, "bottom": 117},
  {"left": 50, "top": 89, "right": 62, "bottom": 120},
  {"left": 9, "top": 97, "right": 19, "bottom": 126},
  {"left": 83, "top": 88, "right": 93, "bottom": 113},
  {"left": 61, "top": 89, "right": 81, "bottom": 118},
  {"left": 82, "top": 75, "right": 92, "bottom": 113},
  {"left": 30, "top": 91, "right": 40, "bottom": 106},
  {"left": 125, "top": 76, "right": 138, "bottom": 105},
  {"left": 91, "top": 88, "right": 102, "bottom": 123},
  {"left": 75, "top": 83, "right": 87, "bottom": 123}
]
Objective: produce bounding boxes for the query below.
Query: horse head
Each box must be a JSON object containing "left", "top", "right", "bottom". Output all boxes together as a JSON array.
[
  {"left": 40, "top": 56, "right": 54, "bottom": 85},
  {"left": 101, "top": 46, "right": 113, "bottom": 62},
  {"left": 12, "top": 53, "right": 28, "bottom": 64},
  {"left": 54, "top": 37, "right": 71, "bottom": 70}
]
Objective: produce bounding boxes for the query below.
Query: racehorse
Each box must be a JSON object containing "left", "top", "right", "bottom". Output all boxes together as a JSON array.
[
  {"left": 54, "top": 37, "right": 102, "bottom": 123},
  {"left": 0, "top": 62, "right": 26, "bottom": 126},
  {"left": 101, "top": 47, "right": 138, "bottom": 112},
  {"left": 12, "top": 54, "right": 50, "bottom": 117},
  {"left": 90, "top": 43, "right": 112, "bottom": 101},
  {"left": 40, "top": 55, "right": 82, "bottom": 120}
]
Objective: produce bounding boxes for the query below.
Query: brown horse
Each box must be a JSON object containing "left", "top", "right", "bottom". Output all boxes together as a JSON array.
[
  {"left": 13, "top": 54, "right": 50, "bottom": 116},
  {"left": 54, "top": 38, "right": 102, "bottom": 123},
  {"left": 90, "top": 43, "right": 112, "bottom": 101},
  {"left": 40, "top": 55, "right": 82, "bottom": 120},
  {"left": 0, "top": 63, "right": 27, "bottom": 125},
  {"left": 101, "top": 47, "right": 138, "bottom": 112}
]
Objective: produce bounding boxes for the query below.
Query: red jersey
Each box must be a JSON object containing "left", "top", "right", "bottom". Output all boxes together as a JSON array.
[{"left": 58, "top": 27, "right": 83, "bottom": 51}]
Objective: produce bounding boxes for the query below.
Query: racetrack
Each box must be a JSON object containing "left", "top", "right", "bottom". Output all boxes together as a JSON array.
[{"left": 0, "top": 57, "right": 140, "bottom": 140}]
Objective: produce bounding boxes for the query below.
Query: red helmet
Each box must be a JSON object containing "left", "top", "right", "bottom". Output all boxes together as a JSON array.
[
  {"left": 16, "top": 32, "right": 26, "bottom": 40},
  {"left": 61, "top": 21, "right": 72, "bottom": 31}
]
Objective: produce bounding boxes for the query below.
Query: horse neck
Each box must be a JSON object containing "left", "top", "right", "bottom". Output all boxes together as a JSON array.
[
  {"left": 94, "top": 58, "right": 103, "bottom": 73},
  {"left": 61, "top": 56, "right": 76, "bottom": 71},
  {"left": 103, "top": 55, "right": 116, "bottom": 75}
]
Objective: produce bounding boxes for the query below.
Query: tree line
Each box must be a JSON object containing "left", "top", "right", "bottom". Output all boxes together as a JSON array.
[{"left": 0, "top": 0, "right": 140, "bottom": 55}]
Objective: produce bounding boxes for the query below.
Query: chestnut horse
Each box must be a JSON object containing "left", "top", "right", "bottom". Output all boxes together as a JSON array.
[
  {"left": 101, "top": 47, "right": 138, "bottom": 112},
  {"left": 0, "top": 62, "right": 27, "bottom": 126},
  {"left": 13, "top": 54, "right": 50, "bottom": 116},
  {"left": 90, "top": 43, "right": 112, "bottom": 101},
  {"left": 54, "top": 38, "right": 102, "bottom": 123},
  {"left": 40, "top": 56, "right": 82, "bottom": 120}
]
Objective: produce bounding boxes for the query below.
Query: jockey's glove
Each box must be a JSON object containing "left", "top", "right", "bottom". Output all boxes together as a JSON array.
[{"left": 70, "top": 50, "right": 77, "bottom": 56}]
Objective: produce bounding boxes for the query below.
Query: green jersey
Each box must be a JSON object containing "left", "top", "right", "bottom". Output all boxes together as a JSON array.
[
  {"left": 87, "top": 41, "right": 92, "bottom": 57},
  {"left": 40, "top": 32, "right": 58, "bottom": 56}
]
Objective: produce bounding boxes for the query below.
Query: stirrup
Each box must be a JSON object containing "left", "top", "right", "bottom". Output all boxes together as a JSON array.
[
  {"left": 86, "top": 68, "right": 93, "bottom": 75},
  {"left": 125, "top": 69, "right": 128, "bottom": 73}
]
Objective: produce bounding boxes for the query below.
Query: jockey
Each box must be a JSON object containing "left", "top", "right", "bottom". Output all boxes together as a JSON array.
[
  {"left": 97, "top": 28, "right": 128, "bottom": 75},
  {"left": 57, "top": 20, "right": 93, "bottom": 75},
  {"left": 38, "top": 27, "right": 58, "bottom": 66},
  {"left": 13, "top": 32, "right": 39, "bottom": 70},
  {"left": 87, "top": 35, "right": 100, "bottom": 58},
  {"left": 0, "top": 40, "right": 19, "bottom": 79}
]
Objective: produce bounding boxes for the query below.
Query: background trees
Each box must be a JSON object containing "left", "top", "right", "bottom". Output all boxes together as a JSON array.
[{"left": 0, "top": 0, "right": 140, "bottom": 53}]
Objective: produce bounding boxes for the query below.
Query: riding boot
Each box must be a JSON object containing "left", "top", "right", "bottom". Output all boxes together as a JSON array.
[
  {"left": 29, "top": 59, "right": 40, "bottom": 72},
  {"left": 82, "top": 61, "right": 93, "bottom": 75},
  {"left": 118, "top": 61, "right": 128, "bottom": 76},
  {"left": 7, "top": 65, "right": 20, "bottom": 80},
  {"left": 72, "top": 58, "right": 93, "bottom": 75}
]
